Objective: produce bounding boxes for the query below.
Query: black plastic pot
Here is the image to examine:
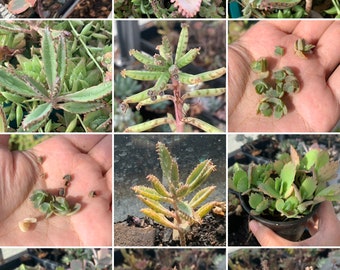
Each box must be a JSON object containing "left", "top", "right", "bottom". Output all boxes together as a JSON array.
[{"left": 239, "top": 194, "right": 318, "bottom": 242}]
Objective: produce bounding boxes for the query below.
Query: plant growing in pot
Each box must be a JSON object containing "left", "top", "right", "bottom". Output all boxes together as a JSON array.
[{"left": 229, "top": 145, "right": 340, "bottom": 241}]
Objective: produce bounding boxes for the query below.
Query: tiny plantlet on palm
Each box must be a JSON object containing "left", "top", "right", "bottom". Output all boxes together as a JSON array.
[
  {"left": 294, "top": 38, "right": 315, "bottom": 59},
  {"left": 120, "top": 23, "right": 226, "bottom": 132},
  {"left": 30, "top": 190, "right": 81, "bottom": 218},
  {"left": 132, "top": 142, "right": 222, "bottom": 246}
]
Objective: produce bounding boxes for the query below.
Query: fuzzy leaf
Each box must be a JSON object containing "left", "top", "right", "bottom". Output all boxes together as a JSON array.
[
  {"left": 59, "top": 81, "right": 112, "bottom": 102},
  {"left": 196, "top": 201, "right": 217, "bottom": 219},
  {"left": 189, "top": 186, "right": 216, "bottom": 209},
  {"left": 185, "top": 159, "right": 216, "bottom": 192},
  {"left": 140, "top": 208, "right": 178, "bottom": 230},
  {"left": 136, "top": 195, "right": 173, "bottom": 217},
  {"left": 156, "top": 142, "right": 173, "bottom": 185},
  {"left": 132, "top": 185, "right": 168, "bottom": 202},
  {"left": 175, "top": 184, "right": 190, "bottom": 198},
  {"left": 22, "top": 103, "right": 52, "bottom": 131},
  {"left": 42, "top": 27, "right": 57, "bottom": 92},
  {"left": 177, "top": 200, "right": 194, "bottom": 219},
  {"left": 146, "top": 174, "right": 170, "bottom": 197}
]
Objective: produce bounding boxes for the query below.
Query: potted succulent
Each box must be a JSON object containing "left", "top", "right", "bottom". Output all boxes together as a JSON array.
[{"left": 229, "top": 145, "right": 340, "bottom": 241}]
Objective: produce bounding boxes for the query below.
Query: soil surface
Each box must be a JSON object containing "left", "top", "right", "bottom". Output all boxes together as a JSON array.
[
  {"left": 114, "top": 211, "right": 226, "bottom": 246},
  {"left": 3, "top": 0, "right": 111, "bottom": 18}
]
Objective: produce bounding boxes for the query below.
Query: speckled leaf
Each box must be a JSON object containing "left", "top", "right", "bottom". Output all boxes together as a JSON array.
[{"left": 22, "top": 103, "right": 52, "bottom": 131}]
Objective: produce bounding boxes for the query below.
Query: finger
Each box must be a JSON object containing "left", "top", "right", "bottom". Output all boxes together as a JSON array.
[
  {"left": 62, "top": 134, "right": 106, "bottom": 153},
  {"left": 249, "top": 220, "right": 295, "bottom": 246},
  {"left": 0, "top": 135, "right": 10, "bottom": 150},
  {"left": 266, "top": 20, "right": 300, "bottom": 34},
  {"left": 328, "top": 64, "right": 340, "bottom": 104},
  {"left": 315, "top": 22, "right": 340, "bottom": 78},
  {"left": 88, "top": 135, "right": 112, "bottom": 174}
]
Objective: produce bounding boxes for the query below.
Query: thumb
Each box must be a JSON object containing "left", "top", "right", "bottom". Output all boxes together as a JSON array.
[{"left": 249, "top": 220, "right": 296, "bottom": 246}]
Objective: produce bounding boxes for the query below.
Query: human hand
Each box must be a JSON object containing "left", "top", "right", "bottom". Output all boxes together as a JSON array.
[
  {"left": 0, "top": 135, "right": 112, "bottom": 246},
  {"left": 229, "top": 21, "right": 340, "bottom": 132},
  {"left": 249, "top": 201, "right": 340, "bottom": 246}
]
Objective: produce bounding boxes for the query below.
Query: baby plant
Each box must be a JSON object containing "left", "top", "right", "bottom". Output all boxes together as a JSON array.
[
  {"left": 120, "top": 23, "right": 226, "bottom": 132},
  {"left": 30, "top": 190, "right": 81, "bottom": 218},
  {"left": 132, "top": 142, "right": 220, "bottom": 246},
  {"left": 0, "top": 21, "right": 112, "bottom": 132},
  {"left": 229, "top": 146, "right": 340, "bottom": 220}
]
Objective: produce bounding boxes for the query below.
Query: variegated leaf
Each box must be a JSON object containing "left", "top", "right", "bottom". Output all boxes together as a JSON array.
[
  {"left": 58, "top": 102, "right": 104, "bottom": 114},
  {"left": 189, "top": 186, "right": 216, "bottom": 209},
  {"left": 58, "top": 81, "right": 112, "bottom": 102},
  {"left": 140, "top": 208, "right": 178, "bottom": 230},
  {"left": 42, "top": 27, "right": 57, "bottom": 93}
]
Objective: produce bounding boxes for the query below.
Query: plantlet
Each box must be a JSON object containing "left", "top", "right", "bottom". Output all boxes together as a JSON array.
[
  {"left": 251, "top": 58, "right": 300, "bottom": 119},
  {"left": 294, "top": 38, "right": 315, "bottom": 59},
  {"left": 0, "top": 21, "right": 112, "bottom": 132},
  {"left": 132, "top": 142, "right": 220, "bottom": 246},
  {"left": 229, "top": 146, "right": 340, "bottom": 219},
  {"left": 30, "top": 190, "right": 81, "bottom": 218},
  {"left": 120, "top": 23, "right": 226, "bottom": 132}
]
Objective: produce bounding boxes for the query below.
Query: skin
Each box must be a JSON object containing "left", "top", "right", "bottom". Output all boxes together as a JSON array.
[
  {"left": 0, "top": 135, "right": 112, "bottom": 246},
  {"left": 249, "top": 201, "right": 340, "bottom": 246},
  {"left": 229, "top": 21, "right": 340, "bottom": 132}
]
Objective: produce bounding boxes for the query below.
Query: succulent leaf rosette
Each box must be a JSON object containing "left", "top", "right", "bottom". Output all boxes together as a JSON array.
[{"left": 229, "top": 146, "right": 340, "bottom": 220}]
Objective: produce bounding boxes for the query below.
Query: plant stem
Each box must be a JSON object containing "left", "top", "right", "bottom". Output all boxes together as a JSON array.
[{"left": 172, "top": 75, "right": 184, "bottom": 132}]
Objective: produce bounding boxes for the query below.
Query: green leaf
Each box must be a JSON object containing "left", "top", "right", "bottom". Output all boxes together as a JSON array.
[
  {"left": 189, "top": 186, "right": 216, "bottom": 209},
  {"left": 57, "top": 34, "right": 67, "bottom": 84},
  {"left": 301, "top": 149, "right": 319, "bottom": 170},
  {"left": 22, "top": 103, "right": 53, "bottom": 131},
  {"left": 315, "top": 150, "right": 329, "bottom": 170},
  {"left": 42, "top": 27, "right": 57, "bottom": 92},
  {"left": 186, "top": 159, "right": 216, "bottom": 192},
  {"left": 58, "top": 81, "right": 112, "bottom": 102},
  {"left": 177, "top": 200, "right": 194, "bottom": 218},
  {"left": 232, "top": 170, "right": 249, "bottom": 193},
  {"left": 249, "top": 193, "right": 263, "bottom": 209},
  {"left": 300, "top": 177, "right": 317, "bottom": 200},
  {"left": 156, "top": 142, "right": 173, "bottom": 185},
  {"left": 280, "top": 162, "right": 296, "bottom": 196},
  {"left": 0, "top": 106, "right": 7, "bottom": 132},
  {"left": 0, "top": 67, "right": 37, "bottom": 98},
  {"left": 58, "top": 102, "right": 104, "bottom": 114},
  {"left": 315, "top": 184, "right": 340, "bottom": 198}
]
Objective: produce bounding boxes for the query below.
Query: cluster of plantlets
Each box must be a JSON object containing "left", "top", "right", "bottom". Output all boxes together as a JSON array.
[
  {"left": 229, "top": 145, "right": 340, "bottom": 220},
  {"left": 0, "top": 21, "right": 112, "bottom": 132},
  {"left": 132, "top": 142, "right": 221, "bottom": 246},
  {"left": 120, "top": 23, "right": 226, "bottom": 132},
  {"left": 252, "top": 38, "right": 315, "bottom": 119},
  {"left": 30, "top": 189, "right": 81, "bottom": 218},
  {"left": 252, "top": 58, "right": 300, "bottom": 118}
]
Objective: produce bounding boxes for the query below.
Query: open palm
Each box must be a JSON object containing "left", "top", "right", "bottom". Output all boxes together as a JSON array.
[
  {"left": 0, "top": 135, "right": 112, "bottom": 246},
  {"left": 229, "top": 21, "right": 340, "bottom": 132}
]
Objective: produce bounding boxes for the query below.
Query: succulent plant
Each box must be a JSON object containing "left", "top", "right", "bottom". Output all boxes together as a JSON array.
[
  {"left": 132, "top": 142, "right": 221, "bottom": 246},
  {"left": 0, "top": 21, "right": 112, "bottom": 132},
  {"left": 120, "top": 23, "right": 225, "bottom": 132},
  {"left": 229, "top": 146, "right": 340, "bottom": 219}
]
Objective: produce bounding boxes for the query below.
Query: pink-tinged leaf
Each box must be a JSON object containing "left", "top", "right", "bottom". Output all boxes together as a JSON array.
[
  {"left": 8, "top": 0, "right": 36, "bottom": 14},
  {"left": 170, "top": 0, "right": 202, "bottom": 18}
]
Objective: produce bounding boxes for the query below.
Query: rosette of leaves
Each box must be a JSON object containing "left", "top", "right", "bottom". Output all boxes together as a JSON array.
[
  {"left": 132, "top": 142, "right": 221, "bottom": 246},
  {"left": 229, "top": 146, "right": 340, "bottom": 219},
  {"left": 120, "top": 23, "right": 226, "bottom": 132},
  {"left": 0, "top": 21, "right": 112, "bottom": 132}
]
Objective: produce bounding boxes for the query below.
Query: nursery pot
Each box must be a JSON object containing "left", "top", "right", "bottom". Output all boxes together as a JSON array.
[{"left": 239, "top": 194, "right": 318, "bottom": 242}]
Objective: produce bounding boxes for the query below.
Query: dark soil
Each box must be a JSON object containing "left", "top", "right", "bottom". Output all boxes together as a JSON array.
[
  {"left": 114, "top": 211, "right": 226, "bottom": 246},
  {"left": 3, "top": 0, "right": 111, "bottom": 18}
]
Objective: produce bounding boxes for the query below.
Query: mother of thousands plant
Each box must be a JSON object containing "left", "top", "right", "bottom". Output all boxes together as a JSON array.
[
  {"left": 0, "top": 21, "right": 112, "bottom": 132},
  {"left": 132, "top": 142, "right": 222, "bottom": 246},
  {"left": 120, "top": 23, "right": 226, "bottom": 132},
  {"left": 230, "top": 146, "right": 340, "bottom": 220}
]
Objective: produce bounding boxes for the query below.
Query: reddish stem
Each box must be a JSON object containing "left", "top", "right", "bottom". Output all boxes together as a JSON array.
[{"left": 171, "top": 75, "right": 184, "bottom": 132}]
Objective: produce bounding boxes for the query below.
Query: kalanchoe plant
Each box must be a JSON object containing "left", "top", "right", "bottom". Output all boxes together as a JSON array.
[
  {"left": 30, "top": 190, "right": 81, "bottom": 218},
  {"left": 132, "top": 142, "right": 221, "bottom": 246},
  {"left": 229, "top": 146, "right": 340, "bottom": 220},
  {"left": 120, "top": 23, "right": 226, "bottom": 132},
  {"left": 0, "top": 21, "right": 112, "bottom": 132}
]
